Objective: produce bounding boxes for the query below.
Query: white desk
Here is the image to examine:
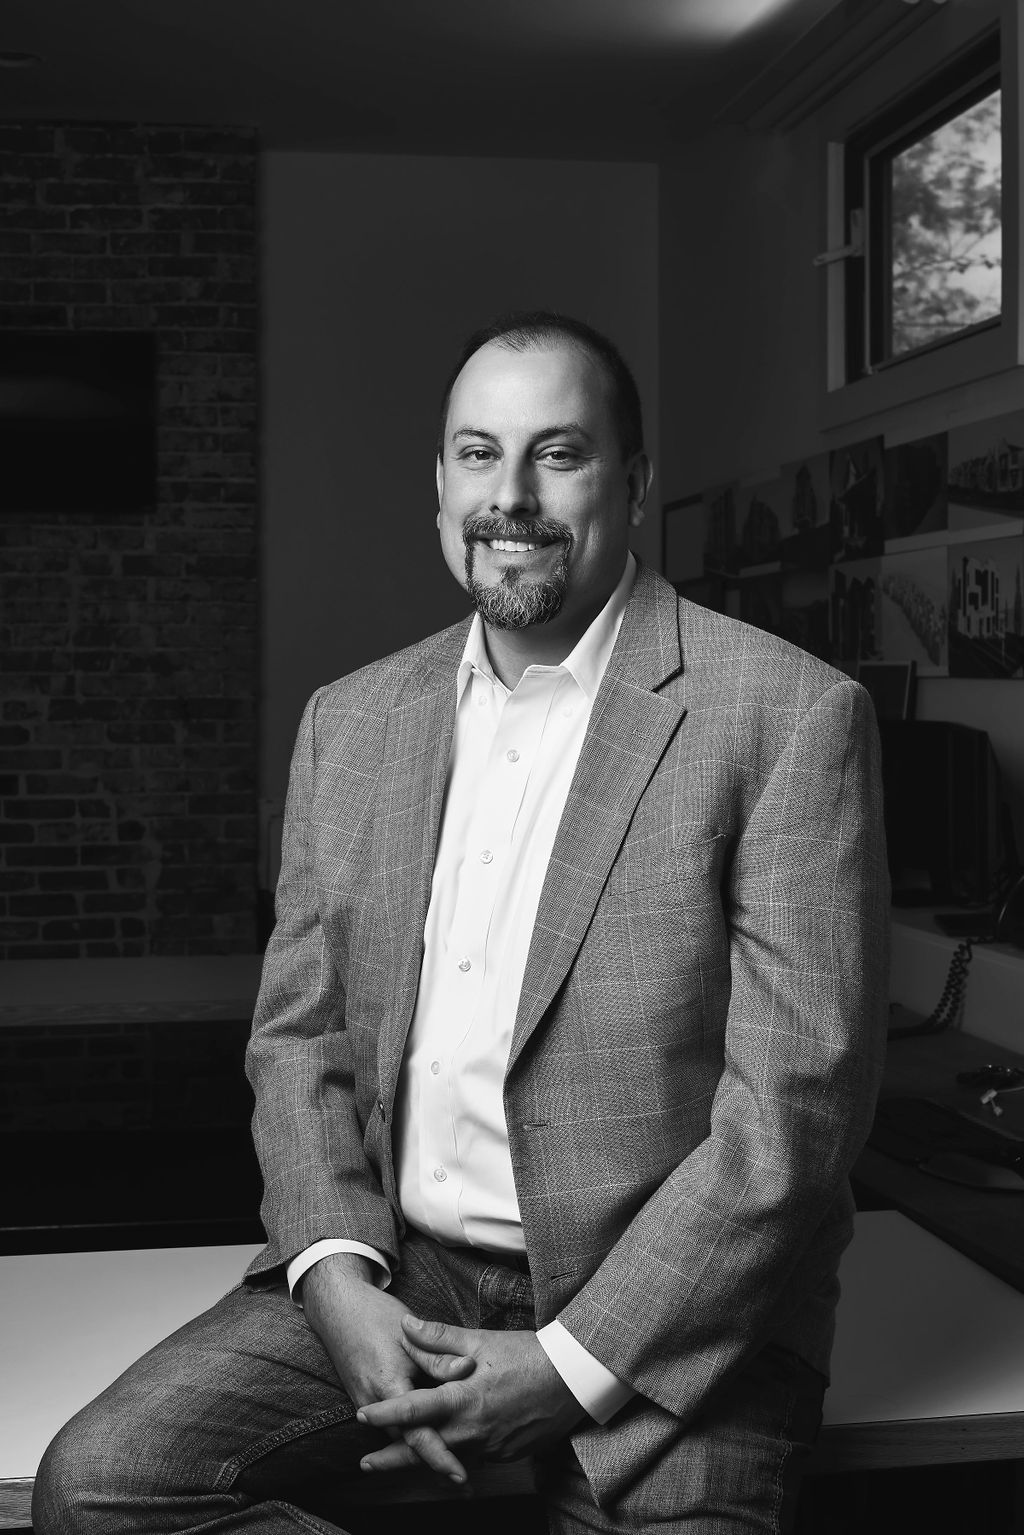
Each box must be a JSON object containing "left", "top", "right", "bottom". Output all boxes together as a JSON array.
[{"left": 2, "top": 1213, "right": 1023, "bottom": 1527}]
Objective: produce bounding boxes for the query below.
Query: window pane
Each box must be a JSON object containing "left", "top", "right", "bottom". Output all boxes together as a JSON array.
[{"left": 889, "top": 87, "right": 1001, "bottom": 356}]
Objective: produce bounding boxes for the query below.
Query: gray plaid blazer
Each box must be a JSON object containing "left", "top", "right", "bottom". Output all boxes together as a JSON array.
[{"left": 245, "top": 562, "right": 889, "bottom": 1509}]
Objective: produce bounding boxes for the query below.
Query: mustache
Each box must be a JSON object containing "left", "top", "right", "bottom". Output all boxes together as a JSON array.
[{"left": 462, "top": 513, "right": 573, "bottom": 548}]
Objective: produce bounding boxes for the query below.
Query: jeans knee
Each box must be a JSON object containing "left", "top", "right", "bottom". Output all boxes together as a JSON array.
[
  {"left": 32, "top": 1396, "right": 139, "bottom": 1535},
  {"left": 32, "top": 1413, "right": 92, "bottom": 1535}
]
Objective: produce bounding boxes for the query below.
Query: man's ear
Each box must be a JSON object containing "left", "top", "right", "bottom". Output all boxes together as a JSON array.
[
  {"left": 436, "top": 456, "right": 444, "bottom": 529},
  {"left": 627, "top": 453, "right": 653, "bottom": 529}
]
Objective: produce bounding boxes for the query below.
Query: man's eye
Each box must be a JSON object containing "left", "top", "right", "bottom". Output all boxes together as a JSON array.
[
  {"left": 461, "top": 448, "right": 495, "bottom": 464},
  {"left": 541, "top": 449, "right": 577, "bottom": 465}
]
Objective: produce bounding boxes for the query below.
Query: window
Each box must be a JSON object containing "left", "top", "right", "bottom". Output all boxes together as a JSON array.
[
  {"left": 817, "top": 0, "right": 1022, "bottom": 430},
  {"left": 845, "top": 33, "right": 1001, "bottom": 380}
]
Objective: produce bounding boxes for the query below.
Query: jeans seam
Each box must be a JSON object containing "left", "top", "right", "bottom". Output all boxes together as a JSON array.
[
  {"left": 770, "top": 1383, "right": 797, "bottom": 1535},
  {"left": 213, "top": 1402, "right": 357, "bottom": 1490}
]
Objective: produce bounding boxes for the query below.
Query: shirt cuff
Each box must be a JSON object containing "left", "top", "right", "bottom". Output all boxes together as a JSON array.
[
  {"left": 285, "top": 1240, "right": 392, "bottom": 1304},
  {"left": 536, "top": 1320, "right": 634, "bottom": 1424}
]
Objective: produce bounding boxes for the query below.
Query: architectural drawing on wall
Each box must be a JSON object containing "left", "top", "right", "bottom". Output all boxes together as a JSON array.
[
  {"left": 703, "top": 483, "right": 739, "bottom": 574},
  {"left": 948, "top": 535, "right": 1024, "bottom": 678},
  {"left": 878, "top": 547, "right": 948, "bottom": 675},
  {"left": 830, "top": 438, "right": 885, "bottom": 563},
  {"left": 736, "top": 478, "right": 785, "bottom": 567},
  {"left": 780, "top": 454, "right": 831, "bottom": 568},
  {"left": 947, "top": 412, "right": 1024, "bottom": 532},
  {"left": 883, "top": 433, "right": 948, "bottom": 541},
  {"left": 830, "top": 558, "right": 882, "bottom": 674}
]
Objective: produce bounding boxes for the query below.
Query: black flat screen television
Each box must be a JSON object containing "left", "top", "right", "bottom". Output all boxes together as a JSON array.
[{"left": 0, "top": 331, "right": 156, "bottom": 512}]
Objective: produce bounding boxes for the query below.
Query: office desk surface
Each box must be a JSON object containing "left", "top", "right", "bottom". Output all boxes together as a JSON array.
[
  {"left": 3, "top": 1211, "right": 1024, "bottom": 1501},
  {"left": 854, "top": 1025, "right": 1024, "bottom": 1291}
]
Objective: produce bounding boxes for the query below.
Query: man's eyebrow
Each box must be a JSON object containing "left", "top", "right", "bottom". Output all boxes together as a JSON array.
[
  {"left": 450, "top": 423, "right": 595, "bottom": 444},
  {"left": 451, "top": 427, "right": 500, "bottom": 443}
]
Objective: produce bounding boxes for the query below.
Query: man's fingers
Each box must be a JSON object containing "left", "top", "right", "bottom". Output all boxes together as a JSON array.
[
  {"left": 357, "top": 1383, "right": 457, "bottom": 1430},
  {"left": 402, "top": 1314, "right": 474, "bottom": 1354},
  {"left": 360, "top": 1427, "right": 467, "bottom": 1483},
  {"left": 401, "top": 1336, "right": 476, "bottom": 1381}
]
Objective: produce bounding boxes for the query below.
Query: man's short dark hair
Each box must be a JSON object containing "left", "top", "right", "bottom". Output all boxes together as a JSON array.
[{"left": 438, "top": 310, "right": 644, "bottom": 462}]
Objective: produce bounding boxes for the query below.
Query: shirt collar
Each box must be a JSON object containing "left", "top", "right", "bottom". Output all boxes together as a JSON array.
[{"left": 456, "top": 552, "right": 637, "bottom": 705}]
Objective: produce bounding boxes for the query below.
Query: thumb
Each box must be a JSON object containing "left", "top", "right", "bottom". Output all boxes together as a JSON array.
[
  {"left": 401, "top": 1315, "right": 476, "bottom": 1380},
  {"left": 403, "top": 1340, "right": 476, "bottom": 1381}
]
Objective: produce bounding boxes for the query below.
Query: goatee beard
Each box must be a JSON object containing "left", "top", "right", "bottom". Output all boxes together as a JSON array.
[{"left": 463, "top": 515, "right": 571, "bottom": 631}]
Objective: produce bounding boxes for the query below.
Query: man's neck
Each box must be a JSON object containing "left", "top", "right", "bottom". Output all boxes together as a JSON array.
[{"left": 481, "top": 602, "right": 609, "bottom": 689}]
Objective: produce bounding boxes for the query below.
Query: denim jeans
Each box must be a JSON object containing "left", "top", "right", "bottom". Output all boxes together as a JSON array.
[{"left": 32, "top": 1229, "right": 823, "bottom": 1535}]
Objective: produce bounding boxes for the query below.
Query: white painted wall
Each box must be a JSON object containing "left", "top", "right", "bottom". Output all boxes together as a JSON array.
[{"left": 261, "top": 152, "right": 659, "bottom": 813}]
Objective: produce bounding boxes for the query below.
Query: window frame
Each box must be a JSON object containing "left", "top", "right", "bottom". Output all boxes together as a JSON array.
[{"left": 819, "top": 0, "right": 1022, "bottom": 432}]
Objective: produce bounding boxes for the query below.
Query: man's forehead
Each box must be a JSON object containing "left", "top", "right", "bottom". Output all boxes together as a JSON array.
[{"left": 447, "top": 338, "right": 613, "bottom": 422}]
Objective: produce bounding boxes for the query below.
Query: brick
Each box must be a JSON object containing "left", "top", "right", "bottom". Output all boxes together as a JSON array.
[
  {"left": 33, "top": 280, "right": 108, "bottom": 303},
  {"left": 39, "top": 871, "right": 107, "bottom": 891},
  {"left": 70, "top": 155, "right": 141, "bottom": 182},
  {"left": 6, "top": 796, "right": 76, "bottom": 819},
  {"left": 0, "top": 824, "right": 35, "bottom": 844},
  {"left": 42, "top": 915, "right": 117, "bottom": 940},
  {"left": 11, "top": 894, "right": 77, "bottom": 917},
  {"left": 0, "top": 872, "right": 33, "bottom": 892},
  {"left": 0, "top": 725, "right": 30, "bottom": 746},
  {"left": 83, "top": 892, "right": 147, "bottom": 913},
  {"left": 80, "top": 844, "right": 151, "bottom": 866},
  {"left": 108, "top": 231, "right": 180, "bottom": 256},
  {"left": 7, "top": 943, "right": 80, "bottom": 959},
  {"left": 43, "top": 181, "right": 141, "bottom": 206},
  {"left": 37, "top": 231, "right": 109, "bottom": 254},
  {"left": 0, "top": 920, "right": 39, "bottom": 941},
  {"left": 0, "top": 750, "right": 61, "bottom": 770},
  {"left": 0, "top": 126, "right": 58, "bottom": 153},
  {"left": 6, "top": 847, "right": 78, "bottom": 867}
]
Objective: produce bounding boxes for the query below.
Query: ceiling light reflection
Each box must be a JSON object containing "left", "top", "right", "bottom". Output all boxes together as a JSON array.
[{"left": 672, "top": 0, "right": 798, "bottom": 40}]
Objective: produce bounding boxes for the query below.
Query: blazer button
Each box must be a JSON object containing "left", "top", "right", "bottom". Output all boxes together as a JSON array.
[{"left": 377, "top": 1098, "right": 386, "bottom": 1120}]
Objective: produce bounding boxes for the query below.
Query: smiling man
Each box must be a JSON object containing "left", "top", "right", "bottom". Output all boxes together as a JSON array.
[{"left": 34, "top": 313, "right": 889, "bottom": 1535}]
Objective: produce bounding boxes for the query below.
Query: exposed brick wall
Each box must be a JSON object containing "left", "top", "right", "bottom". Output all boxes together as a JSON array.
[{"left": 0, "top": 123, "right": 259, "bottom": 958}]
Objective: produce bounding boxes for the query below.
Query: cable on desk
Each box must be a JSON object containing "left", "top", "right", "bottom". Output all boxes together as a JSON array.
[{"left": 888, "top": 939, "right": 983, "bottom": 1039}]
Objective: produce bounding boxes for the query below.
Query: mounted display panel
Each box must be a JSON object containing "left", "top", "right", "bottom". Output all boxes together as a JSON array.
[{"left": 0, "top": 332, "right": 157, "bottom": 513}]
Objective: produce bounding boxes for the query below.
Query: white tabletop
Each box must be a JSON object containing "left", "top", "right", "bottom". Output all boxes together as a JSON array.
[
  {"left": 3, "top": 1212, "right": 1024, "bottom": 1483},
  {"left": 823, "top": 1210, "right": 1024, "bottom": 1425}
]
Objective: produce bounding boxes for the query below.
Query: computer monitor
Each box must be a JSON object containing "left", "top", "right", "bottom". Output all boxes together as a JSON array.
[{"left": 877, "top": 721, "right": 1007, "bottom": 906}]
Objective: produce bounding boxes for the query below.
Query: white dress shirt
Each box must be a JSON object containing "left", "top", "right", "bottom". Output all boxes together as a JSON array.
[{"left": 288, "top": 555, "right": 638, "bottom": 1424}]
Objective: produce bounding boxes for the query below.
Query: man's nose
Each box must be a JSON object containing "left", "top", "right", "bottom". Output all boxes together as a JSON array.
[{"left": 489, "top": 461, "right": 538, "bottom": 516}]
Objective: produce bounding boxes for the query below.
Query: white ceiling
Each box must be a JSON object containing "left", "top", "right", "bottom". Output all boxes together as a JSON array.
[{"left": 0, "top": 0, "right": 840, "bottom": 158}]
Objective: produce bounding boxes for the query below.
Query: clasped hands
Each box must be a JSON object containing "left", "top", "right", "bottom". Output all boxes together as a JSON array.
[
  {"left": 302, "top": 1253, "right": 586, "bottom": 1485},
  {"left": 356, "top": 1311, "right": 587, "bottom": 1481}
]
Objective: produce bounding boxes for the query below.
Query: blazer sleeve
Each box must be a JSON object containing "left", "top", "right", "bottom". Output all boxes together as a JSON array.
[
  {"left": 556, "top": 677, "right": 889, "bottom": 1418},
  {"left": 244, "top": 689, "right": 400, "bottom": 1282}
]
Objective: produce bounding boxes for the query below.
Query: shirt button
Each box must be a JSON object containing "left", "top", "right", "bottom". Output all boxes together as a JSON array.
[
  {"left": 433, "top": 1166, "right": 447, "bottom": 1182},
  {"left": 562, "top": 705, "right": 574, "bottom": 719},
  {"left": 480, "top": 849, "right": 493, "bottom": 864},
  {"left": 430, "top": 1060, "right": 440, "bottom": 1075},
  {"left": 458, "top": 957, "right": 471, "bottom": 973},
  {"left": 506, "top": 749, "right": 520, "bottom": 763},
  {"left": 476, "top": 691, "right": 487, "bottom": 706}
]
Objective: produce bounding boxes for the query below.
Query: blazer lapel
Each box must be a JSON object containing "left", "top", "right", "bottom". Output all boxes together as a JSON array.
[
  {"left": 508, "top": 566, "right": 687, "bottom": 1076},
  {"left": 374, "top": 620, "right": 470, "bottom": 1105}
]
